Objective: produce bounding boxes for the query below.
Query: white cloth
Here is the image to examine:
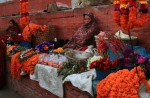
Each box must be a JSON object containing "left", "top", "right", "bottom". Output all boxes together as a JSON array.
[
  {"left": 63, "top": 69, "right": 96, "bottom": 96},
  {"left": 139, "top": 84, "right": 150, "bottom": 98},
  {"left": 30, "top": 64, "right": 63, "bottom": 98}
]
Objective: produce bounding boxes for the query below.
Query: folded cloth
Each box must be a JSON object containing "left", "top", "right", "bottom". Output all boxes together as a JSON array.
[
  {"left": 115, "top": 30, "right": 137, "bottom": 40},
  {"left": 63, "top": 69, "right": 96, "bottom": 96}
]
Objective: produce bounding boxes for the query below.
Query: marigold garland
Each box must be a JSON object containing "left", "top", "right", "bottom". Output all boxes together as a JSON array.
[
  {"left": 11, "top": 51, "right": 40, "bottom": 80},
  {"left": 97, "top": 66, "right": 146, "bottom": 98},
  {"left": 113, "top": 0, "right": 148, "bottom": 30},
  {"left": 21, "top": 54, "right": 40, "bottom": 75},
  {"left": 22, "top": 23, "right": 47, "bottom": 42},
  {"left": 20, "top": 0, "right": 29, "bottom": 28}
]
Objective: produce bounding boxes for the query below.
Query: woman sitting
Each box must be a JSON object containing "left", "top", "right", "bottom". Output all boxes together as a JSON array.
[
  {"left": 63, "top": 12, "right": 99, "bottom": 49},
  {"left": 2, "top": 19, "right": 21, "bottom": 42}
]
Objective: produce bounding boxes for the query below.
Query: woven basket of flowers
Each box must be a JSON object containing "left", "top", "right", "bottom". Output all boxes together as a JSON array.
[{"left": 32, "top": 25, "right": 56, "bottom": 46}]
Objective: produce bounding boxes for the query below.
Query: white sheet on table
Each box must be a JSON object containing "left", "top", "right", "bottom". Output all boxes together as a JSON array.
[
  {"left": 63, "top": 69, "right": 96, "bottom": 96},
  {"left": 30, "top": 64, "right": 63, "bottom": 98}
]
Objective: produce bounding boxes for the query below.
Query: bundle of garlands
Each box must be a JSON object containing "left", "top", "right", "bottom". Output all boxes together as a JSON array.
[
  {"left": 113, "top": 0, "right": 148, "bottom": 30},
  {"left": 20, "top": 0, "right": 30, "bottom": 27},
  {"left": 11, "top": 49, "right": 40, "bottom": 80},
  {"left": 58, "top": 60, "right": 87, "bottom": 80},
  {"left": 97, "top": 32, "right": 125, "bottom": 58},
  {"left": 22, "top": 23, "right": 47, "bottom": 42},
  {"left": 97, "top": 66, "right": 146, "bottom": 98}
]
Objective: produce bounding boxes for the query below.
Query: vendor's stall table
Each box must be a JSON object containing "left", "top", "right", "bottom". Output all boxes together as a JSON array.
[
  {"left": 6, "top": 57, "right": 93, "bottom": 98},
  {"left": 6, "top": 58, "right": 59, "bottom": 98}
]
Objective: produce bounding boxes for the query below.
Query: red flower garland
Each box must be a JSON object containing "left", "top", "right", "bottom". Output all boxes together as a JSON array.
[
  {"left": 20, "top": 0, "right": 29, "bottom": 28},
  {"left": 113, "top": 0, "right": 148, "bottom": 30}
]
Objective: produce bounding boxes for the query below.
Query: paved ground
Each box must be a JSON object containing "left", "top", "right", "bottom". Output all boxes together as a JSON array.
[{"left": 0, "top": 88, "right": 23, "bottom": 98}]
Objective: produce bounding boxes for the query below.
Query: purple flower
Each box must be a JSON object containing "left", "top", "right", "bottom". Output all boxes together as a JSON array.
[
  {"left": 35, "top": 41, "right": 54, "bottom": 53},
  {"left": 137, "top": 56, "right": 147, "bottom": 64}
]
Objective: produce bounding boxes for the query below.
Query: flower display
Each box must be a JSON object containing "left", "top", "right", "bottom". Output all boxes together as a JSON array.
[
  {"left": 137, "top": 56, "right": 147, "bottom": 64},
  {"left": 11, "top": 51, "right": 40, "bottom": 80},
  {"left": 113, "top": 0, "right": 148, "bottom": 30},
  {"left": 22, "top": 23, "right": 47, "bottom": 42},
  {"left": 53, "top": 47, "right": 64, "bottom": 53},
  {"left": 89, "top": 57, "right": 121, "bottom": 71},
  {"left": 97, "top": 66, "right": 146, "bottom": 98},
  {"left": 97, "top": 32, "right": 125, "bottom": 57},
  {"left": 18, "top": 48, "right": 37, "bottom": 62},
  {"left": 90, "top": 58, "right": 111, "bottom": 71},
  {"left": 35, "top": 41, "right": 54, "bottom": 53}
]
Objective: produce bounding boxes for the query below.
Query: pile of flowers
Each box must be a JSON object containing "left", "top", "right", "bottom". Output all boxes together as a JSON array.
[
  {"left": 11, "top": 49, "right": 40, "bottom": 80},
  {"left": 97, "top": 66, "right": 146, "bottom": 98},
  {"left": 120, "top": 48, "right": 149, "bottom": 68},
  {"left": 35, "top": 41, "right": 54, "bottom": 53},
  {"left": 89, "top": 58, "right": 120, "bottom": 71},
  {"left": 22, "top": 23, "right": 47, "bottom": 42},
  {"left": 53, "top": 47, "right": 64, "bottom": 53},
  {"left": 97, "top": 32, "right": 125, "bottom": 57}
]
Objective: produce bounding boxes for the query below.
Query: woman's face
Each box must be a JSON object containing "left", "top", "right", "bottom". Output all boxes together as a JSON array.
[
  {"left": 83, "top": 15, "right": 91, "bottom": 25},
  {"left": 9, "top": 22, "right": 13, "bottom": 27}
]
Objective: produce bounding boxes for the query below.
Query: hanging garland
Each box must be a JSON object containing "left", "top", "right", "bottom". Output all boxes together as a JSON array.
[
  {"left": 22, "top": 23, "right": 47, "bottom": 42},
  {"left": 113, "top": 0, "right": 148, "bottom": 30},
  {"left": 20, "top": 0, "right": 30, "bottom": 28}
]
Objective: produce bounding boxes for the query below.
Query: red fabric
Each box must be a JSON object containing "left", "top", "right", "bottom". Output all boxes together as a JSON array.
[
  {"left": 0, "top": 38, "right": 6, "bottom": 89},
  {"left": 6, "top": 25, "right": 20, "bottom": 36}
]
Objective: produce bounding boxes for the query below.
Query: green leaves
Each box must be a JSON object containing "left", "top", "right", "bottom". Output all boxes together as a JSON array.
[{"left": 58, "top": 60, "right": 87, "bottom": 80}]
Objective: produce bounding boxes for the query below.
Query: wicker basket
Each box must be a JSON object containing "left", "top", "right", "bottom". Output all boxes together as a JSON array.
[{"left": 32, "top": 25, "right": 56, "bottom": 46}]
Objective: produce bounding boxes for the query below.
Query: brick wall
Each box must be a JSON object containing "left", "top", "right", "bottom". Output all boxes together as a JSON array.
[
  {"left": 0, "top": 0, "right": 71, "bottom": 16},
  {"left": 1, "top": 3, "right": 150, "bottom": 52},
  {"left": 0, "top": 1, "right": 150, "bottom": 52}
]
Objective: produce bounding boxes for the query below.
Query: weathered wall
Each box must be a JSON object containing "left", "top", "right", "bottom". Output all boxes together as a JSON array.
[{"left": 0, "top": 1, "right": 150, "bottom": 52}]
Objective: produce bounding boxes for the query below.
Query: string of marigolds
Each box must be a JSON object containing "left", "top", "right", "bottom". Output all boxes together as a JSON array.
[
  {"left": 20, "top": 0, "right": 30, "bottom": 27},
  {"left": 113, "top": 0, "right": 148, "bottom": 30}
]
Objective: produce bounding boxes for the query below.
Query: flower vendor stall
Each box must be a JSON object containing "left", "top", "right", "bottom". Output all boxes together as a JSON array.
[{"left": 3, "top": 0, "right": 150, "bottom": 98}]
